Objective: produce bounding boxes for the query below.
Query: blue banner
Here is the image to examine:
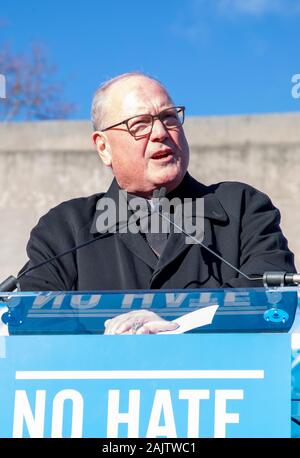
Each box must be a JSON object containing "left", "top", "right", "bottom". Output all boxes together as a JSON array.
[{"left": 0, "top": 334, "right": 291, "bottom": 438}]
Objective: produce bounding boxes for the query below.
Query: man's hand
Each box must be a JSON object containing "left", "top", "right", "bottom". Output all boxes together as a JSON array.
[{"left": 104, "top": 310, "right": 179, "bottom": 335}]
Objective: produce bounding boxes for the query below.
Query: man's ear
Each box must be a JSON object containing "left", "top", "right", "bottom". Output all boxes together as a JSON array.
[{"left": 92, "top": 131, "right": 112, "bottom": 167}]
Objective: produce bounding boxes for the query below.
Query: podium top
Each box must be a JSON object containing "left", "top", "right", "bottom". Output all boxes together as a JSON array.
[{"left": 0, "top": 287, "right": 298, "bottom": 335}]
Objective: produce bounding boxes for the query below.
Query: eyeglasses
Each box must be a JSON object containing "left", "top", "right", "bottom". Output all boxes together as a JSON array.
[{"left": 101, "top": 106, "right": 185, "bottom": 138}]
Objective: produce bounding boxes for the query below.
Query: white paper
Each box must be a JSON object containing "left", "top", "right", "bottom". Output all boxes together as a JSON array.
[{"left": 160, "top": 304, "right": 219, "bottom": 334}]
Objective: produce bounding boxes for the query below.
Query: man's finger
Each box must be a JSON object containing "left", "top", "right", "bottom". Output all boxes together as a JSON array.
[{"left": 137, "top": 320, "right": 179, "bottom": 334}]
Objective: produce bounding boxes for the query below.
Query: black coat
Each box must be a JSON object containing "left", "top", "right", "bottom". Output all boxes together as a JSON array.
[{"left": 18, "top": 173, "right": 296, "bottom": 291}]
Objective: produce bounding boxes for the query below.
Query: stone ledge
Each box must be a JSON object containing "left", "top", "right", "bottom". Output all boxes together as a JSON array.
[{"left": 1, "top": 112, "right": 300, "bottom": 152}]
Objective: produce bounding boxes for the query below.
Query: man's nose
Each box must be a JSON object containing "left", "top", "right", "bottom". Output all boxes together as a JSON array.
[{"left": 150, "top": 118, "right": 168, "bottom": 141}]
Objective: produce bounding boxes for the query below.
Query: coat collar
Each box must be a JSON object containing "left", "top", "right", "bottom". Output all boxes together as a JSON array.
[
  {"left": 166, "top": 172, "right": 228, "bottom": 222},
  {"left": 90, "top": 173, "right": 229, "bottom": 271},
  {"left": 91, "top": 172, "right": 228, "bottom": 231}
]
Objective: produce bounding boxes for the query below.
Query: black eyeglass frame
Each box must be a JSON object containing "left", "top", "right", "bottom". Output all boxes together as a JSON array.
[{"left": 101, "top": 106, "right": 185, "bottom": 138}]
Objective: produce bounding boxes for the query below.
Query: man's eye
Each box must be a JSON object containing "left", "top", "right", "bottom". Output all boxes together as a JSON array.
[
  {"left": 162, "top": 113, "right": 178, "bottom": 124},
  {"left": 131, "top": 120, "right": 147, "bottom": 127},
  {"left": 129, "top": 117, "right": 151, "bottom": 128}
]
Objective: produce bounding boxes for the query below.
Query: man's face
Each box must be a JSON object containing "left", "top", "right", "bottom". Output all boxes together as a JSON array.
[{"left": 94, "top": 77, "right": 190, "bottom": 197}]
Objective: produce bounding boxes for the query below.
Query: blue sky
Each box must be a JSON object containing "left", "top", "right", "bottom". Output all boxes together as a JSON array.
[{"left": 0, "top": 0, "right": 299, "bottom": 119}]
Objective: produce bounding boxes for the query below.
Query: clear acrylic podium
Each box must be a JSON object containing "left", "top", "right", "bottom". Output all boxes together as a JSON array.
[{"left": 0, "top": 287, "right": 299, "bottom": 438}]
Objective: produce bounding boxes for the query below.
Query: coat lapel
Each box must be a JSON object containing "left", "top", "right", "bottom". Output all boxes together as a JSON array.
[
  {"left": 90, "top": 179, "right": 158, "bottom": 269},
  {"left": 153, "top": 175, "right": 229, "bottom": 276}
]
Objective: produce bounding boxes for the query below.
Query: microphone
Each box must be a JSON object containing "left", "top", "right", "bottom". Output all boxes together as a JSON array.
[
  {"left": 262, "top": 272, "right": 300, "bottom": 287},
  {"left": 152, "top": 187, "right": 299, "bottom": 288}
]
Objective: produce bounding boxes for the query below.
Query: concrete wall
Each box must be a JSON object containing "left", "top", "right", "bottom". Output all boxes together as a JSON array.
[{"left": 0, "top": 113, "right": 299, "bottom": 280}]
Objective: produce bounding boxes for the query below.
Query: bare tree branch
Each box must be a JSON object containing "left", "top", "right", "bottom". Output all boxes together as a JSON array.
[{"left": 0, "top": 43, "right": 75, "bottom": 121}]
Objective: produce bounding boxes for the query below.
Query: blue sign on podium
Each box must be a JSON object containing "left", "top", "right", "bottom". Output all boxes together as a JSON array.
[{"left": 0, "top": 334, "right": 291, "bottom": 438}]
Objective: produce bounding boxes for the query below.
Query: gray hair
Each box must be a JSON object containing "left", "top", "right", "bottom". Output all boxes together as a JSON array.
[{"left": 91, "top": 71, "right": 169, "bottom": 131}]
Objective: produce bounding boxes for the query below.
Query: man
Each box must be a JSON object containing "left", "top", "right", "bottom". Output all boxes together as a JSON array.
[{"left": 18, "top": 72, "right": 296, "bottom": 334}]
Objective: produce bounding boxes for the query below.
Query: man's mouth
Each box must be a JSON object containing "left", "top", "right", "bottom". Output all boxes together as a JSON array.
[{"left": 151, "top": 150, "right": 173, "bottom": 160}]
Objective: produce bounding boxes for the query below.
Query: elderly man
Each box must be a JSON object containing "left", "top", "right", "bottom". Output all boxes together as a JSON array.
[{"left": 18, "top": 72, "right": 296, "bottom": 334}]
